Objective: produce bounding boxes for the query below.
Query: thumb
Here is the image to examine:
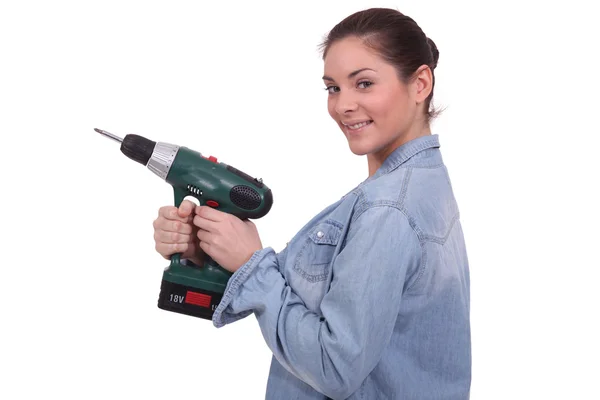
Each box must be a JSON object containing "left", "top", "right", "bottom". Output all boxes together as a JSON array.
[{"left": 178, "top": 200, "right": 195, "bottom": 219}]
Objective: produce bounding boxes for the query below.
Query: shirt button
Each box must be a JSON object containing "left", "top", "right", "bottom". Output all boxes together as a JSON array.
[{"left": 316, "top": 231, "right": 324, "bottom": 238}]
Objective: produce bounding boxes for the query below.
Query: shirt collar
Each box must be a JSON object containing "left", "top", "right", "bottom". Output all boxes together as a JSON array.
[{"left": 366, "top": 134, "right": 441, "bottom": 181}]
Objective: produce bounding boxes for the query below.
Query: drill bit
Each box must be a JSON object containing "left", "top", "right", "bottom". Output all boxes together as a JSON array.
[{"left": 95, "top": 128, "right": 123, "bottom": 143}]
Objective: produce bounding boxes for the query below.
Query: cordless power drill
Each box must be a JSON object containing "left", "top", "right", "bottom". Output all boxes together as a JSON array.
[{"left": 96, "top": 128, "right": 273, "bottom": 320}]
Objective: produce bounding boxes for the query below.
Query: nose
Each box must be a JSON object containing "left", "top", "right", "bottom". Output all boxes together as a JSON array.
[{"left": 334, "top": 89, "right": 358, "bottom": 115}]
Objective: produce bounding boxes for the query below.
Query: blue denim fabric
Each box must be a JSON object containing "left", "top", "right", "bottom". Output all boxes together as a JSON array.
[{"left": 212, "top": 134, "right": 471, "bottom": 400}]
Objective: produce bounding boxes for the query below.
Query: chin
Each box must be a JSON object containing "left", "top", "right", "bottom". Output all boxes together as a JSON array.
[
  {"left": 346, "top": 139, "right": 373, "bottom": 156},
  {"left": 340, "top": 122, "right": 380, "bottom": 156}
]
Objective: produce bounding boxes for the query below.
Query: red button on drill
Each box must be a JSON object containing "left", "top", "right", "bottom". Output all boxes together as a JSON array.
[
  {"left": 206, "top": 200, "right": 219, "bottom": 207},
  {"left": 208, "top": 155, "right": 217, "bottom": 163}
]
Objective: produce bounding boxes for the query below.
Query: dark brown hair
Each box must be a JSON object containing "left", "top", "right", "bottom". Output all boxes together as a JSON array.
[{"left": 319, "top": 8, "right": 442, "bottom": 123}]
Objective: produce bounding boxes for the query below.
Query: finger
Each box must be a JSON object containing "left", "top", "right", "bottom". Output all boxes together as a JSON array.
[
  {"left": 195, "top": 205, "right": 225, "bottom": 222},
  {"left": 155, "top": 241, "right": 189, "bottom": 258},
  {"left": 154, "top": 218, "right": 193, "bottom": 234},
  {"left": 155, "top": 229, "right": 192, "bottom": 244},
  {"left": 193, "top": 214, "right": 219, "bottom": 232},
  {"left": 178, "top": 200, "right": 196, "bottom": 219},
  {"left": 196, "top": 228, "right": 212, "bottom": 243},
  {"left": 199, "top": 240, "right": 211, "bottom": 254},
  {"left": 159, "top": 206, "right": 189, "bottom": 223}
]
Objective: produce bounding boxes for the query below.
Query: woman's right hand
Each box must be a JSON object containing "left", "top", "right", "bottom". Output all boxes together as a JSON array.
[{"left": 152, "top": 200, "right": 204, "bottom": 266}]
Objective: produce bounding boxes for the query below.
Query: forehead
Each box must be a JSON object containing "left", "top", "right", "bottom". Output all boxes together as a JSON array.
[{"left": 323, "top": 36, "right": 383, "bottom": 75}]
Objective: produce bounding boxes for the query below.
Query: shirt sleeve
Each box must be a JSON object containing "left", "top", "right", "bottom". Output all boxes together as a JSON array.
[{"left": 212, "top": 205, "right": 421, "bottom": 399}]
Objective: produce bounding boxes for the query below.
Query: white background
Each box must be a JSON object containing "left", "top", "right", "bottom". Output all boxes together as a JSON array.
[{"left": 1, "top": 0, "right": 599, "bottom": 399}]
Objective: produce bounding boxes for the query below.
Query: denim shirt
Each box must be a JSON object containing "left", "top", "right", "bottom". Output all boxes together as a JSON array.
[{"left": 212, "top": 134, "right": 471, "bottom": 400}]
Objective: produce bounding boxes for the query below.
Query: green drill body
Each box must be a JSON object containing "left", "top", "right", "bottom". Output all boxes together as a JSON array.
[{"left": 96, "top": 128, "right": 273, "bottom": 320}]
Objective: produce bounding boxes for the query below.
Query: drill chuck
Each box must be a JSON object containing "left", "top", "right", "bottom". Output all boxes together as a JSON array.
[
  {"left": 96, "top": 128, "right": 179, "bottom": 181},
  {"left": 120, "top": 134, "right": 156, "bottom": 166}
]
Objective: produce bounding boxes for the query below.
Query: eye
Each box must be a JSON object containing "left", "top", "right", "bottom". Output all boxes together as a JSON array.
[
  {"left": 357, "top": 81, "right": 373, "bottom": 89},
  {"left": 324, "top": 85, "right": 340, "bottom": 94}
]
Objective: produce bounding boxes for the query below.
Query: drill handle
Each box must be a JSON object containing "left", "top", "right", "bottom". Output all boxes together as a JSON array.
[
  {"left": 169, "top": 187, "right": 194, "bottom": 267},
  {"left": 169, "top": 186, "right": 220, "bottom": 269}
]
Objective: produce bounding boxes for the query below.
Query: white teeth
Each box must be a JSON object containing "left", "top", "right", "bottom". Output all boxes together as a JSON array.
[{"left": 346, "top": 121, "right": 371, "bottom": 129}]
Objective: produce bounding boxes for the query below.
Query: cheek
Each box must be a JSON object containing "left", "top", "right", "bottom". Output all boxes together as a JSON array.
[
  {"left": 366, "top": 96, "right": 395, "bottom": 124},
  {"left": 370, "top": 90, "right": 410, "bottom": 126},
  {"left": 327, "top": 98, "right": 337, "bottom": 120}
]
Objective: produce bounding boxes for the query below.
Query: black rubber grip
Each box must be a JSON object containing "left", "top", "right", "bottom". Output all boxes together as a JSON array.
[{"left": 120, "top": 134, "right": 156, "bottom": 166}]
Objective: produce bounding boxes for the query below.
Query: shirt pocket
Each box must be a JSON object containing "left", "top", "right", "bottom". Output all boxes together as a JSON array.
[{"left": 293, "top": 221, "right": 342, "bottom": 283}]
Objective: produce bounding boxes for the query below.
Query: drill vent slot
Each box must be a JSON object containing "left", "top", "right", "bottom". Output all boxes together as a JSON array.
[
  {"left": 187, "top": 184, "right": 203, "bottom": 196},
  {"left": 230, "top": 185, "right": 261, "bottom": 210}
]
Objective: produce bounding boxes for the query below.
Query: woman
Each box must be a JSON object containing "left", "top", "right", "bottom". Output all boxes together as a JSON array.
[{"left": 153, "top": 7, "right": 471, "bottom": 400}]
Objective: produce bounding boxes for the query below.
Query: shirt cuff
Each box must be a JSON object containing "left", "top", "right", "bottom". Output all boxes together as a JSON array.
[{"left": 211, "top": 247, "right": 276, "bottom": 328}]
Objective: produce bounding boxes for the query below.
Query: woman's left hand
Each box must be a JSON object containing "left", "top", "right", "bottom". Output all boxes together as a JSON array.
[{"left": 193, "top": 205, "right": 263, "bottom": 273}]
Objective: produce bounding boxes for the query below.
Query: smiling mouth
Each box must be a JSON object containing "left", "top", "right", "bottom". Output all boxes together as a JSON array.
[{"left": 343, "top": 120, "right": 373, "bottom": 132}]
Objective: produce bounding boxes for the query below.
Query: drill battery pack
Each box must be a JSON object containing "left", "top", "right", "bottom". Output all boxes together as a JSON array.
[{"left": 157, "top": 258, "right": 231, "bottom": 320}]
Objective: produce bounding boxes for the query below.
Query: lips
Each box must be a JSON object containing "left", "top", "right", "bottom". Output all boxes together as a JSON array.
[{"left": 342, "top": 119, "right": 373, "bottom": 132}]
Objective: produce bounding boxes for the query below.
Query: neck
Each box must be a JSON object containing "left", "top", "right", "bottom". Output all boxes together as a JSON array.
[{"left": 367, "top": 123, "right": 431, "bottom": 177}]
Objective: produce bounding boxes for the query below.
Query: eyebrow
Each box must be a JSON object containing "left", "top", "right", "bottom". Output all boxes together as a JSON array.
[{"left": 322, "top": 68, "right": 375, "bottom": 82}]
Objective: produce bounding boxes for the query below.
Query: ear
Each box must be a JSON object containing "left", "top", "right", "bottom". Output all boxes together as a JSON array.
[{"left": 412, "top": 65, "right": 433, "bottom": 104}]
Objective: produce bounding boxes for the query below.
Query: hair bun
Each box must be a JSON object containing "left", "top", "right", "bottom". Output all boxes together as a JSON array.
[{"left": 427, "top": 37, "right": 439, "bottom": 69}]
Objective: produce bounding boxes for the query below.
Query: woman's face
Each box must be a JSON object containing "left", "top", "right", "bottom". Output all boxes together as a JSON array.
[{"left": 323, "top": 36, "right": 429, "bottom": 160}]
